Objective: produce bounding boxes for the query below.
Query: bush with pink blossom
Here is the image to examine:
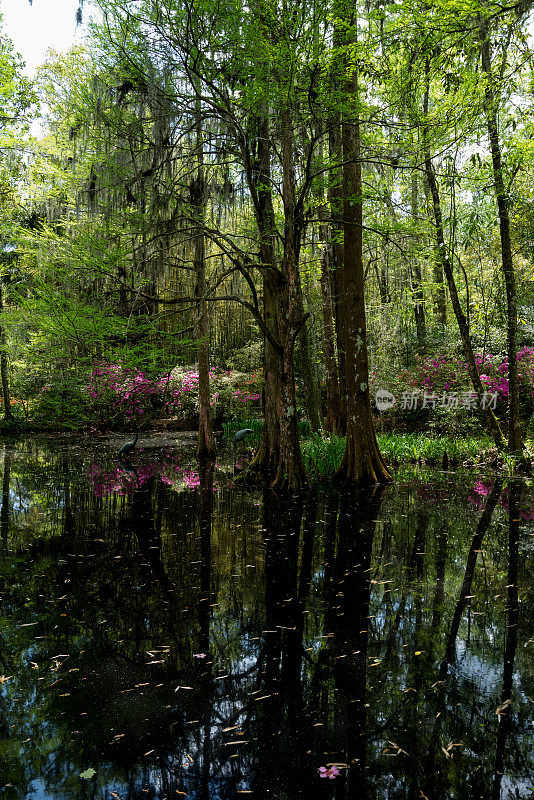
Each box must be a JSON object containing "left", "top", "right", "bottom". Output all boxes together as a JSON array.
[
  {"left": 373, "top": 348, "right": 534, "bottom": 406},
  {"left": 29, "top": 361, "right": 263, "bottom": 430},
  {"left": 370, "top": 347, "right": 534, "bottom": 432},
  {"left": 84, "top": 362, "right": 263, "bottom": 429}
]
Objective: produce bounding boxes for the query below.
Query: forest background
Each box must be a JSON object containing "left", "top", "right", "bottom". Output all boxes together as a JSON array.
[{"left": 1, "top": 0, "right": 534, "bottom": 487}]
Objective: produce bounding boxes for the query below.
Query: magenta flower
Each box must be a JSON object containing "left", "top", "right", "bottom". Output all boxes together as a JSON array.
[{"left": 318, "top": 766, "right": 340, "bottom": 779}]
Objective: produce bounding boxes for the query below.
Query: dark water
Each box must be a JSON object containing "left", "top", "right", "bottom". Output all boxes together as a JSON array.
[{"left": 0, "top": 436, "right": 533, "bottom": 800}]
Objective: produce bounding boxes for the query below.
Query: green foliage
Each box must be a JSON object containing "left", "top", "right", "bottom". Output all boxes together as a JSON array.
[
  {"left": 303, "top": 434, "right": 346, "bottom": 480},
  {"left": 223, "top": 418, "right": 264, "bottom": 444},
  {"left": 30, "top": 377, "right": 90, "bottom": 430},
  {"left": 376, "top": 432, "right": 492, "bottom": 463},
  {"left": 79, "top": 768, "right": 96, "bottom": 781},
  {"left": 302, "top": 433, "right": 494, "bottom": 480},
  {"left": 2, "top": 0, "right": 534, "bottom": 457}
]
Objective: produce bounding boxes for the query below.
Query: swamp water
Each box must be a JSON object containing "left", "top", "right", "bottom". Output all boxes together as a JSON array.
[{"left": 0, "top": 435, "right": 532, "bottom": 799}]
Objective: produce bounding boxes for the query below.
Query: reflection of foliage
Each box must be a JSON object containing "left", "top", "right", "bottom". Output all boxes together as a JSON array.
[
  {"left": 0, "top": 440, "right": 533, "bottom": 799},
  {"left": 87, "top": 451, "right": 230, "bottom": 495},
  {"left": 469, "top": 478, "right": 534, "bottom": 520}
]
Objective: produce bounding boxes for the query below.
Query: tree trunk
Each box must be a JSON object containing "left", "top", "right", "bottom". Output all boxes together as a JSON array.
[
  {"left": 250, "top": 278, "right": 282, "bottom": 477},
  {"left": 247, "top": 109, "right": 282, "bottom": 480},
  {"left": 274, "top": 294, "right": 306, "bottom": 490},
  {"left": 480, "top": 24, "right": 522, "bottom": 454},
  {"left": 319, "top": 212, "right": 344, "bottom": 435},
  {"left": 422, "top": 178, "right": 447, "bottom": 324},
  {"left": 433, "top": 255, "right": 447, "bottom": 325},
  {"left": 246, "top": 109, "right": 306, "bottom": 489},
  {"left": 315, "top": 131, "right": 343, "bottom": 435},
  {"left": 334, "top": 11, "right": 391, "bottom": 485},
  {"left": 193, "top": 92, "right": 215, "bottom": 459},
  {"left": 411, "top": 175, "right": 426, "bottom": 341},
  {"left": 195, "top": 246, "right": 215, "bottom": 459},
  {"left": 328, "top": 101, "right": 347, "bottom": 433},
  {"left": 272, "top": 111, "right": 307, "bottom": 490},
  {"left": 296, "top": 278, "right": 322, "bottom": 433}
]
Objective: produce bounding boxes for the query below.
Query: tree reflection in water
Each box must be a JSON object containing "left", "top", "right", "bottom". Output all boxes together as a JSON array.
[{"left": 0, "top": 440, "right": 532, "bottom": 799}]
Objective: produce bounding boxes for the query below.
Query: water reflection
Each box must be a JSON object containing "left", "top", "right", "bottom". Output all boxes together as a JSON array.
[{"left": 0, "top": 438, "right": 532, "bottom": 799}]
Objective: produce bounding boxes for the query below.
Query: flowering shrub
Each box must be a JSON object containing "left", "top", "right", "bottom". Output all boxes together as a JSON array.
[
  {"left": 477, "top": 347, "right": 534, "bottom": 402},
  {"left": 163, "top": 366, "right": 262, "bottom": 422},
  {"left": 85, "top": 362, "right": 263, "bottom": 429},
  {"left": 87, "top": 362, "right": 159, "bottom": 425},
  {"left": 373, "top": 348, "right": 534, "bottom": 411},
  {"left": 398, "top": 353, "right": 466, "bottom": 395}
]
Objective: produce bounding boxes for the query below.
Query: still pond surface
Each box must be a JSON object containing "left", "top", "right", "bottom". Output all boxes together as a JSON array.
[{"left": 0, "top": 435, "right": 533, "bottom": 799}]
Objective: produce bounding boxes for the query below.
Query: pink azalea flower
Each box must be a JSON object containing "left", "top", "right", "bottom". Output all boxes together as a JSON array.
[{"left": 318, "top": 766, "right": 340, "bottom": 779}]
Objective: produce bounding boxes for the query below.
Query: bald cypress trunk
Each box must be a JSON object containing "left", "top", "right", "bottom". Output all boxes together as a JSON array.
[
  {"left": 296, "top": 292, "right": 322, "bottom": 434},
  {"left": 248, "top": 111, "right": 282, "bottom": 480},
  {"left": 193, "top": 91, "right": 215, "bottom": 459},
  {"left": 272, "top": 109, "right": 306, "bottom": 489},
  {"left": 334, "top": 4, "right": 391, "bottom": 485},
  {"left": 246, "top": 108, "right": 306, "bottom": 489},
  {"left": 318, "top": 200, "right": 344, "bottom": 435},
  {"left": 328, "top": 99, "right": 347, "bottom": 434}
]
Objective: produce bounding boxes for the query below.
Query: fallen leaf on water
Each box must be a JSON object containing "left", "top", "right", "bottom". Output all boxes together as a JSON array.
[
  {"left": 386, "top": 741, "right": 409, "bottom": 756},
  {"left": 79, "top": 768, "right": 96, "bottom": 780},
  {"left": 496, "top": 699, "right": 512, "bottom": 718}
]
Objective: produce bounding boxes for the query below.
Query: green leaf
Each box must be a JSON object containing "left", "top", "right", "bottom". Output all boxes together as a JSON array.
[{"left": 79, "top": 768, "right": 96, "bottom": 780}]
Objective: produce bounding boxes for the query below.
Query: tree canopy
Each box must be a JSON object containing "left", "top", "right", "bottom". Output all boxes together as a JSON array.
[{"left": 3, "top": 0, "right": 534, "bottom": 484}]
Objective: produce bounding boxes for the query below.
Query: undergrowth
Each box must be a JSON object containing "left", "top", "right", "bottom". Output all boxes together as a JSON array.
[
  {"left": 223, "top": 418, "right": 311, "bottom": 443},
  {"left": 302, "top": 433, "right": 495, "bottom": 480}
]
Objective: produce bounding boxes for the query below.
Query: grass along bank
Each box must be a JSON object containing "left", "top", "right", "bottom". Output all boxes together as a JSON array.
[
  {"left": 224, "top": 421, "right": 506, "bottom": 479},
  {"left": 302, "top": 433, "right": 510, "bottom": 480}
]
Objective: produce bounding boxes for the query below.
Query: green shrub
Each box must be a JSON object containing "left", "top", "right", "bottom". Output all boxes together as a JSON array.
[{"left": 31, "top": 380, "right": 90, "bottom": 429}]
